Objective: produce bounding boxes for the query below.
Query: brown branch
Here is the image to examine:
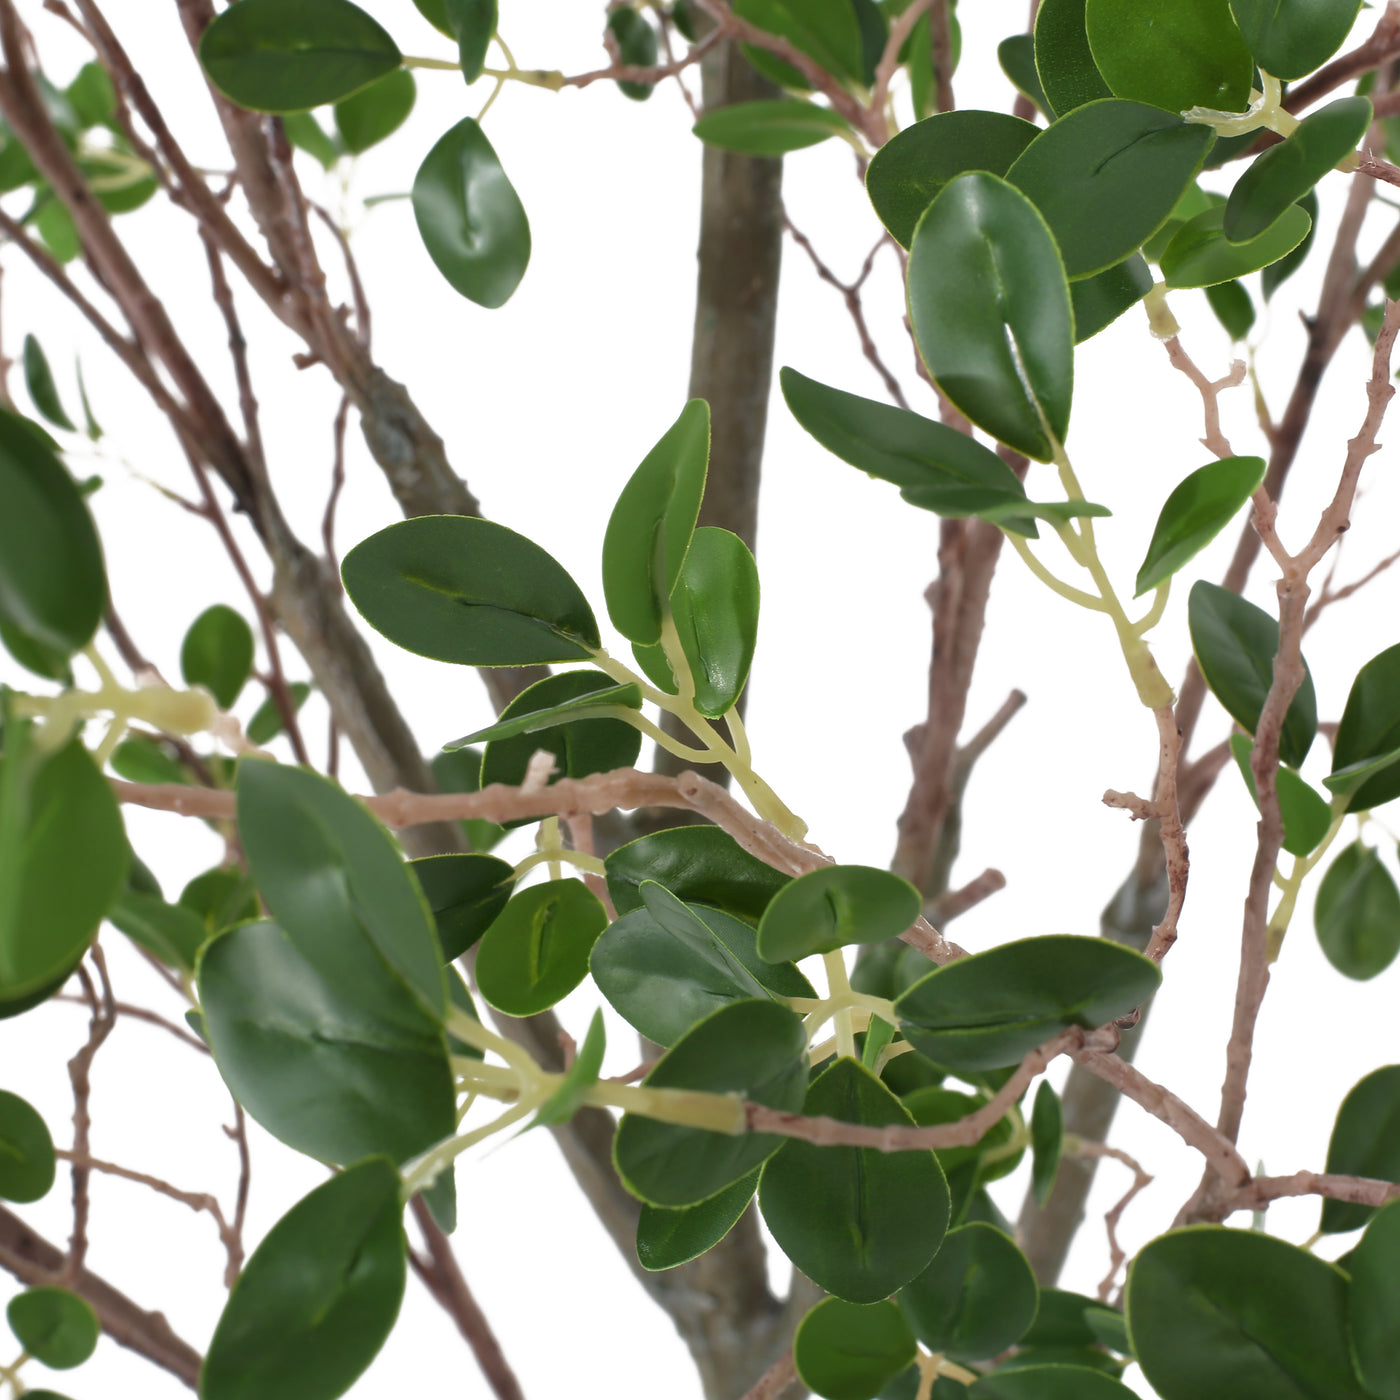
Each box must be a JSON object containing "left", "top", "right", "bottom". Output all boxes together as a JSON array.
[
  {"left": 1162, "top": 338, "right": 1247, "bottom": 459},
  {"left": 1064, "top": 1138, "right": 1153, "bottom": 1302},
  {"left": 1228, "top": 1171, "right": 1400, "bottom": 1213},
  {"left": 926, "top": 866, "right": 1005, "bottom": 924},
  {"left": 52, "top": 993, "right": 210, "bottom": 1054},
  {"left": 1304, "top": 540, "right": 1400, "bottom": 630},
  {"left": 558, "top": 26, "right": 725, "bottom": 90},
  {"left": 739, "top": 1349, "right": 797, "bottom": 1400}
]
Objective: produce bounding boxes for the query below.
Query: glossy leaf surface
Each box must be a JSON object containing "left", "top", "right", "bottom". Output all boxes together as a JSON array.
[
  {"left": 757, "top": 864, "right": 921, "bottom": 962},
  {"left": 999, "top": 34, "right": 1051, "bottom": 117},
  {"left": 1230, "top": 0, "right": 1362, "bottom": 79},
  {"left": 1313, "top": 841, "right": 1400, "bottom": 980},
  {"left": 413, "top": 118, "right": 529, "bottom": 308},
  {"left": 0, "top": 1089, "right": 54, "bottom": 1203},
  {"left": 342, "top": 515, "right": 598, "bottom": 666},
  {"left": 1035, "top": 0, "right": 1113, "bottom": 116},
  {"left": 6, "top": 1288, "right": 97, "bottom": 1369},
  {"left": 908, "top": 172, "right": 1073, "bottom": 462},
  {"left": 605, "top": 825, "right": 791, "bottom": 922},
  {"left": 198, "top": 0, "right": 402, "bottom": 113},
  {"left": 180, "top": 604, "right": 254, "bottom": 709},
  {"left": 693, "top": 98, "right": 848, "bottom": 155},
  {"left": 1071, "top": 255, "right": 1153, "bottom": 342},
  {"left": 1161, "top": 203, "right": 1312, "bottom": 288},
  {"left": 760, "top": 1058, "right": 950, "bottom": 1303},
  {"left": 202, "top": 1158, "right": 405, "bottom": 1400},
  {"left": 1332, "top": 643, "right": 1400, "bottom": 809},
  {"left": 895, "top": 935, "right": 1160, "bottom": 1072},
  {"left": 635, "top": 1170, "right": 758, "bottom": 1271},
  {"left": 1322, "top": 1065, "right": 1400, "bottom": 1233},
  {"left": 446, "top": 0, "right": 497, "bottom": 82},
  {"left": 333, "top": 68, "right": 416, "bottom": 153},
  {"left": 1348, "top": 1197, "right": 1400, "bottom": 1398},
  {"left": 1187, "top": 581, "right": 1317, "bottom": 767},
  {"left": 794, "top": 1297, "right": 916, "bottom": 1400},
  {"left": 1030, "top": 1081, "right": 1063, "bottom": 1206},
  {"left": 408, "top": 853, "right": 514, "bottom": 961},
  {"left": 1228, "top": 735, "right": 1332, "bottom": 858}
]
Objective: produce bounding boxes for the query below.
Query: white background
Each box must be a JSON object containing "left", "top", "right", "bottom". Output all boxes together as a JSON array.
[{"left": 2, "top": 1, "right": 1399, "bottom": 1396}]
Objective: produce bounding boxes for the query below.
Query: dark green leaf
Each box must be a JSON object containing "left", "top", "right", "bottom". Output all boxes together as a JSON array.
[
  {"left": 1031, "top": 1081, "right": 1063, "bottom": 1206},
  {"left": 108, "top": 890, "right": 209, "bottom": 973},
  {"left": 1226, "top": 97, "right": 1370, "bottom": 243},
  {"left": 201, "top": 1158, "right": 405, "bottom": 1400},
  {"left": 1205, "top": 278, "right": 1256, "bottom": 340},
  {"left": 475, "top": 879, "right": 607, "bottom": 1016},
  {"left": 1228, "top": 734, "right": 1333, "bottom": 858},
  {"left": 0, "top": 408, "right": 106, "bottom": 665},
  {"left": 0, "top": 1089, "right": 55, "bottom": 1203},
  {"left": 1085, "top": 0, "right": 1254, "bottom": 113},
  {"left": 198, "top": 0, "right": 402, "bottom": 112},
  {"left": 1006, "top": 100, "right": 1215, "bottom": 280},
  {"left": 180, "top": 603, "right": 255, "bottom": 709},
  {"left": 1322, "top": 1065, "right": 1400, "bottom": 1234},
  {"left": 429, "top": 746, "right": 505, "bottom": 854},
  {"left": 180, "top": 866, "right": 259, "bottom": 937},
  {"left": 757, "top": 864, "right": 921, "bottom": 963},
  {"left": 333, "top": 67, "right": 416, "bottom": 154},
  {"left": 412, "top": 117, "right": 530, "bottom": 308},
  {"left": 1262, "top": 189, "right": 1318, "bottom": 298},
  {"left": 532, "top": 1007, "right": 605, "bottom": 1127},
  {"left": 1021, "top": 1288, "right": 1115, "bottom": 1348},
  {"left": 694, "top": 97, "right": 849, "bottom": 156},
  {"left": 795, "top": 1297, "right": 917, "bottom": 1400},
  {"left": 1314, "top": 842, "right": 1400, "bottom": 980},
  {"left": 760, "top": 1057, "right": 950, "bottom": 1303},
  {"left": 342, "top": 515, "right": 597, "bottom": 665},
  {"left": 408, "top": 853, "right": 514, "bottom": 962},
  {"left": 1332, "top": 642, "right": 1400, "bottom": 809},
  {"left": 608, "top": 7, "right": 659, "bottom": 99},
  {"left": 1084, "top": 1307, "right": 1132, "bottom": 1355},
  {"left": 602, "top": 399, "right": 710, "bottom": 646},
  {"left": 1071, "top": 255, "right": 1154, "bottom": 342},
  {"left": 412, "top": 0, "right": 453, "bottom": 36},
  {"left": 282, "top": 112, "right": 338, "bottom": 168},
  {"left": 605, "top": 824, "right": 791, "bottom": 922},
  {"left": 445, "top": 0, "right": 497, "bottom": 83},
  {"left": 75, "top": 361, "right": 100, "bottom": 442},
  {"left": 896, "top": 935, "right": 1160, "bottom": 1072},
  {"left": 1161, "top": 203, "right": 1312, "bottom": 288},
  {"left": 861, "top": 1015, "right": 896, "bottom": 1072},
  {"left": 731, "top": 0, "right": 865, "bottom": 83},
  {"left": 1187, "top": 581, "right": 1317, "bottom": 767},
  {"left": 614, "top": 998, "right": 808, "bottom": 1207},
  {"left": 1142, "top": 179, "right": 1219, "bottom": 262},
  {"left": 1035, "top": 0, "right": 1113, "bottom": 116},
  {"left": 999, "top": 34, "right": 1051, "bottom": 118},
  {"left": 865, "top": 110, "right": 1038, "bottom": 248},
  {"left": 6, "top": 1288, "right": 97, "bottom": 1369},
  {"left": 904, "top": 1085, "right": 1021, "bottom": 1184},
  {"left": 970, "top": 1366, "right": 1137, "bottom": 1399},
  {"left": 247, "top": 681, "right": 312, "bottom": 746},
  {"left": 898, "top": 1222, "right": 1038, "bottom": 1359},
  {"left": 636, "top": 1170, "right": 758, "bottom": 1271},
  {"left": 22, "top": 335, "right": 75, "bottom": 432},
  {"left": 591, "top": 887, "right": 814, "bottom": 1046},
  {"left": 1135, "top": 455, "right": 1265, "bottom": 596},
  {"left": 1348, "top": 1197, "right": 1400, "bottom": 1398},
  {"left": 1126, "top": 1226, "right": 1368, "bottom": 1399},
  {"left": 66, "top": 62, "right": 115, "bottom": 128},
  {"left": 109, "top": 733, "right": 188, "bottom": 786},
  {"left": 1230, "top": 0, "right": 1362, "bottom": 80},
  {"left": 908, "top": 172, "right": 1073, "bottom": 462}
]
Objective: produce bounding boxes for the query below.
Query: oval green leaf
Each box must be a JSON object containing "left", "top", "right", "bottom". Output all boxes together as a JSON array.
[
  {"left": 22, "top": 335, "right": 75, "bottom": 432},
  {"left": 731, "top": 0, "right": 865, "bottom": 83},
  {"left": 1332, "top": 642, "right": 1400, "bottom": 810},
  {"left": 201, "top": 1158, "right": 405, "bottom": 1400},
  {"left": 333, "top": 67, "right": 416, "bottom": 154},
  {"left": 636, "top": 1169, "right": 758, "bottom": 1272},
  {"left": 1035, "top": 0, "right": 1113, "bottom": 116},
  {"left": 412, "top": 117, "right": 530, "bottom": 308},
  {"left": 608, "top": 7, "right": 659, "bottom": 100},
  {"left": 180, "top": 603, "right": 255, "bottom": 709},
  {"left": 408, "top": 852, "right": 514, "bottom": 962},
  {"left": 446, "top": 0, "right": 497, "bottom": 83},
  {"left": 532, "top": 1007, "right": 606, "bottom": 1128},
  {"left": 794, "top": 1297, "right": 916, "bottom": 1400},
  {"left": 908, "top": 172, "right": 1073, "bottom": 463},
  {"left": 1314, "top": 842, "right": 1400, "bottom": 981},
  {"left": 6, "top": 1288, "right": 98, "bottom": 1369},
  {"left": 1229, "top": 0, "right": 1362, "bottom": 80},
  {"left": 0, "top": 1089, "right": 55, "bottom": 1203},
  {"left": 246, "top": 680, "right": 312, "bottom": 746},
  {"left": 1349, "top": 1197, "right": 1400, "bottom": 1398},
  {"left": 757, "top": 864, "right": 922, "bottom": 963},
  {"left": 1206, "top": 278, "right": 1256, "bottom": 341},
  {"left": 1228, "top": 734, "right": 1333, "bottom": 858},
  {"left": 695, "top": 98, "right": 851, "bottom": 155},
  {"left": 108, "top": 889, "right": 210, "bottom": 974},
  {"left": 1031, "top": 1080, "right": 1064, "bottom": 1206},
  {"left": 1161, "top": 203, "right": 1312, "bottom": 288},
  {"left": 341, "top": 515, "right": 598, "bottom": 666},
  {"left": 1071, "top": 254, "right": 1154, "bottom": 342},
  {"left": 1322, "top": 1065, "right": 1400, "bottom": 1234},
  {"left": 198, "top": 0, "right": 402, "bottom": 113}
]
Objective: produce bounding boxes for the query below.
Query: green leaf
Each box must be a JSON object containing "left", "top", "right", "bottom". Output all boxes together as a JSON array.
[
  {"left": 66, "top": 61, "right": 115, "bottom": 128},
  {"left": 969, "top": 1367, "right": 1138, "bottom": 1399},
  {"left": 757, "top": 864, "right": 921, "bottom": 963},
  {"left": 6, "top": 1288, "right": 97, "bottom": 1369},
  {"left": 238, "top": 759, "right": 445, "bottom": 1018},
  {"left": 475, "top": 879, "right": 607, "bottom": 1016},
  {"left": 898, "top": 1222, "right": 1038, "bottom": 1360},
  {"left": 895, "top": 935, "right": 1161, "bottom": 1072},
  {"left": 1142, "top": 179, "right": 1220, "bottom": 262},
  {"left": 247, "top": 681, "right": 312, "bottom": 746},
  {"left": 1314, "top": 841, "right": 1400, "bottom": 980},
  {"left": 1071, "top": 254, "right": 1154, "bottom": 342},
  {"left": 0, "top": 1089, "right": 55, "bottom": 1203},
  {"left": 1229, "top": 0, "right": 1362, "bottom": 80},
  {"left": 605, "top": 824, "right": 791, "bottom": 922},
  {"left": 1126, "top": 1226, "right": 1368, "bottom": 1399},
  {"left": 999, "top": 34, "right": 1052, "bottom": 118},
  {"left": 21, "top": 335, "right": 75, "bottom": 432},
  {"left": 1332, "top": 642, "right": 1400, "bottom": 809},
  {"left": 694, "top": 95, "right": 849, "bottom": 155},
  {"left": 760, "top": 1058, "right": 950, "bottom": 1303},
  {"left": 1135, "top": 455, "right": 1265, "bottom": 596},
  {"left": 1322, "top": 1065, "right": 1400, "bottom": 1234},
  {"left": 0, "top": 732, "right": 127, "bottom": 1013},
  {"left": 1006, "top": 100, "right": 1215, "bottom": 280},
  {"left": 602, "top": 399, "right": 710, "bottom": 646},
  {"left": 908, "top": 172, "right": 1073, "bottom": 463},
  {"left": 412, "top": 117, "right": 530, "bottom": 308},
  {"left": 180, "top": 866, "right": 259, "bottom": 937},
  {"left": 591, "top": 885, "right": 814, "bottom": 1046},
  {"left": 342, "top": 515, "right": 598, "bottom": 666},
  {"left": 731, "top": 0, "right": 865, "bottom": 83},
  {"left": 199, "top": 919, "right": 454, "bottom": 1165},
  {"left": 1035, "top": 0, "right": 1113, "bottom": 116},
  {"left": 198, "top": 0, "right": 402, "bottom": 113},
  {"left": 445, "top": 0, "right": 497, "bottom": 83},
  {"left": 34, "top": 198, "right": 80, "bottom": 264},
  {"left": 865, "top": 110, "right": 1039, "bottom": 249},
  {"left": 633, "top": 527, "right": 760, "bottom": 717},
  {"left": 180, "top": 603, "right": 255, "bottom": 709},
  {"left": 614, "top": 998, "right": 808, "bottom": 1207},
  {"left": 1030, "top": 1080, "right": 1063, "bottom": 1206},
  {"left": 531, "top": 1007, "right": 606, "bottom": 1128},
  {"left": 1226, "top": 97, "right": 1370, "bottom": 244},
  {"left": 780, "top": 367, "right": 1036, "bottom": 531},
  {"left": 282, "top": 112, "right": 338, "bottom": 169},
  {"left": 109, "top": 733, "right": 188, "bottom": 786},
  {"left": 0, "top": 408, "right": 106, "bottom": 666},
  {"left": 201, "top": 1158, "right": 405, "bottom": 1400},
  {"left": 1262, "top": 188, "right": 1318, "bottom": 298},
  {"left": 408, "top": 853, "right": 514, "bottom": 962},
  {"left": 1085, "top": 0, "right": 1254, "bottom": 113},
  {"left": 429, "top": 746, "right": 505, "bottom": 854},
  {"left": 904, "top": 1085, "right": 1021, "bottom": 1184},
  {"left": 75, "top": 360, "right": 101, "bottom": 442},
  {"left": 333, "top": 67, "right": 416, "bottom": 154},
  {"left": 794, "top": 1297, "right": 916, "bottom": 1400},
  {"left": 1205, "top": 278, "right": 1256, "bottom": 340},
  {"left": 412, "top": 0, "right": 454, "bottom": 37},
  {"left": 636, "top": 1170, "right": 758, "bottom": 1271},
  {"left": 608, "top": 7, "right": 659, "bottom": 99},
  {"left": 1161, "top": 203, "right": 1312, "bottom": 288},
  {"left": 1187, "top": 581, "right": 1317, "bottom": 767},
  {"left": 1228, "top": 734, "right": 1333, "bottom": 858},
  {"left": 108, "top": 890, "right": 209, "bottom": 973},
  {"left": 1348, "top": 1197, "right": 1400, "bottom": 1398}
]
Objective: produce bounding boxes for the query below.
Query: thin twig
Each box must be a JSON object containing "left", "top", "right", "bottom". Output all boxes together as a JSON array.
[
  {"left": 1162, "top": 337, "right": 1247, "bottom": 459},
  {"left": 739, "top": 1349, "right": 797, "bottom": 1400},
  {"left": 1065, "top": 1138, "right": 1153, "bottom": 1301}
]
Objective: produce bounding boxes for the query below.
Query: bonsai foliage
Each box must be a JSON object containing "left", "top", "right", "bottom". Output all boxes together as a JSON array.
[{"left": 3, "top": 0, "right": 1400, "bottom": 1398}]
